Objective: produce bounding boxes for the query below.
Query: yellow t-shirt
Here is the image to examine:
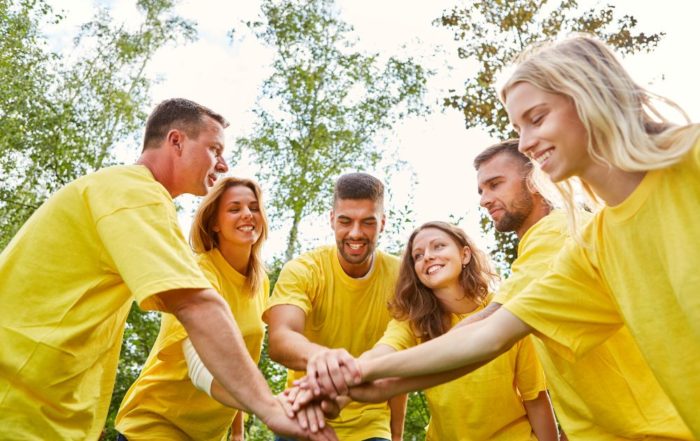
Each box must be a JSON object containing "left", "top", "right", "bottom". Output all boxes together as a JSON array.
[
  {"left": 115, "top": 248, "right": 268, "bottom": 440},
  {"left": 266, "top": 245, "right": 399, "bottom": 441},
  {"left": 0, "top": 165, "right": 211, "bottom": 441},
  {"left": 378, "top": 303, "right": 545, "bottom": 441},
  {"left": 498, "top": 211, "right": 692, "bottom": 440},
  {"left": 504, "top": 140, "right": 700, "bottom": 438}
]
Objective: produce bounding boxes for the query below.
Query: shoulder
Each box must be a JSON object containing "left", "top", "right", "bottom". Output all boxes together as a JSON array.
[{"left": 376, "top": 249, "right": 401, "bottom": 274}]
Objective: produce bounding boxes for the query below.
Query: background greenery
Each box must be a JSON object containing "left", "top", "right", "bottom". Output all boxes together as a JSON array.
[{"left": 1, "top": 0, "right": 661, "bottom": 439}]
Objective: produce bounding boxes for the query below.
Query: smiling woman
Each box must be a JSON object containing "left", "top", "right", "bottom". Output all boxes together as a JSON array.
[
  {"left": 115, "top": 176, "right": 271, "bottom": 440},
  {"left": 358, "top": 221, "right": 559, "bottom": 441}
]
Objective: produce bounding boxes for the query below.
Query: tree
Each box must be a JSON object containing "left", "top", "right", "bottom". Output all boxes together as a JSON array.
[
  {"left": 436, "top": 0, "right": 663, "bottom": 269},
  {"left": 238, "top": 0, "right": 429, "bottom": 261},
  {"left": 0, "top": 0, "right": 196, "bottom": 249}
]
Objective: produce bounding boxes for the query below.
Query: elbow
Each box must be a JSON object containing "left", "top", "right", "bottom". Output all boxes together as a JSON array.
[{"left": 171, "top": 289, "right": 228, "bottom": 328}]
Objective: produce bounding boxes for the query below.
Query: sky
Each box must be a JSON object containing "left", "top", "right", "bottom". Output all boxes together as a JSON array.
[{"left": 47, "top": 0, "right": 700, "bottom": 259}]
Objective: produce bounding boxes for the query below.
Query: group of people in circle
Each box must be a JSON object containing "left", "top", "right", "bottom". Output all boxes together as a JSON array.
[{"left": 1, "top": 33, "right": 698, "bottom": 441}]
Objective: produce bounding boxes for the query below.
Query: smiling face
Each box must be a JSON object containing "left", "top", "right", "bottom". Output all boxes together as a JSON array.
[
  {"left": 331, "top": 198, "right": 385, "bottom": 271},
  {"left": 178, "top": 115, "right": 229, "bottom": 196},
  {"left": 213, "top": 185, "right": 263, "bottom": 247},
  {"left": 411, "top": 227, "right": 471, "bottom": 292},
  {"left": 477, "top": 152, "right": 536, "bottom": 237},
  {"left": 505, "top": 82, "right": 591, "bottom": 183}
]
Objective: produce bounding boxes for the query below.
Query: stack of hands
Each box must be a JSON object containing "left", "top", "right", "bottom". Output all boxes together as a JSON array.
[{"left": 277, "top": 348, "right": 392, "bottom": 440}]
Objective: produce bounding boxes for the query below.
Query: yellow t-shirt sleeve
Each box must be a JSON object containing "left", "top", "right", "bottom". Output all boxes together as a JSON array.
[
  {"left": 494, "top": 222, "right": 563, "bottom": 305},
  {"left": 512, "top": 337, "right": 547, "bottom": 401},
  {"left": 504, "top": 238, "right": 623, "bottom": 361},
  {"left": 376, "top": 319, "right": 417, "bottom": 351},
  {"left": 266, "top": 259, "right": 314, "bottom": 314},
  {"left": 95, "top": 203, "right": 211, "bottom": 311}
]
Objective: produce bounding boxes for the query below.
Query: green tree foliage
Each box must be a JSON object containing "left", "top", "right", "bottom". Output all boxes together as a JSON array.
[
  {"left": 436, "top": 0, "right": 663, "bottom": 269},
  {"left": 0, "top": 0, "right": 196, "bottom": 250},
  {"left": 238, "top": 0, "right": 429, "bottom": 261}
]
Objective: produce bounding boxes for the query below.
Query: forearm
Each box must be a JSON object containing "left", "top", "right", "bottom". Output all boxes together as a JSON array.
[
  {"left": 523, "top": 391, "right": 559, "bottom": 441},
  {"left": 231, "top": 411, "right": 244, "bottom": 441},
  {"left": 175, "top": 291, "right": 277, "bottom": 417},
  {"left": 269, "top": 328, "right": 328, "bottom": 371},
  {"left": 360, "top": 310, "right": 530, "bottom": 381},
  {"left": 389, "top": 394, "right": 407, "bottom": 441},
  {"left": 453, "top": 302, "right": 501, "bottom": 329},
  {"left": 349, "top": 361, "right": 487, "bottom": 403}
]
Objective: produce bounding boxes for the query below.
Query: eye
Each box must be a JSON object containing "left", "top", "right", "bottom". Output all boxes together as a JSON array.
[
  {"left": 413, "top": 253, "right": 423, "bottom": 261},
  {"left": 531, "top": 113, "right": 545, "bottom": 126}
]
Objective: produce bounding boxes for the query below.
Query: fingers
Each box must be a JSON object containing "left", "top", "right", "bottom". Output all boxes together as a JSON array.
[
  {"left": 275, "top": 392, "right": 296, "bottom": 419},
  {"left": 307, "top": 349, "right": 361, "bottom": 399}
]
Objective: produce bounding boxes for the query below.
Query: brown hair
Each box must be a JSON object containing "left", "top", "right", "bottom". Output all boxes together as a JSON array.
[
  {"left": 332, "top": 172, "right": 384, "bottom": 208},
  {"left": 190, "top": 177, "right": 268, "bottom": 295},
  {"left": 389, "top": 221, "right": 497, "bottom": 341},
  {"left": 473, "top": 139, "right": 530, "bottom": 172},
  {"left": 143, "top": 98, "right": 229, "bottom": 151}
]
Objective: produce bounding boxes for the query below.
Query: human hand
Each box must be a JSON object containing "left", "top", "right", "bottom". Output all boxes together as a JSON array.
[
  {"left": 306, "top": 348, "right": 361, "bottom": 398},
  {"left": 284, "top": 384, "right": 342, "bottom": 420},
  {"left": 262, "top": 397, "right": 338, "bottom": 441}
]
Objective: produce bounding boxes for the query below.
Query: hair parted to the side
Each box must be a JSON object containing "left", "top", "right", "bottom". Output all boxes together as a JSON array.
[
  {"left": 190, "top": 177, "right": 268, "bottom": 296},
  {"left": 332, "top": 173, "right": 385, "bottom": 208},
  {"left": 500, "top": 34, "right": 700, "bottom": 237},
  {"left": 389, "top": 221, "right": 498, "bottom": 342},
  {"left": 143, "top": 98, "right": 230, "bottom": 151}
]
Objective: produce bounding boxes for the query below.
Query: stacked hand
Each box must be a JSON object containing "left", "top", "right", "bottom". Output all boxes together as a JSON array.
[{"left": 265, "top": 393, "right": 339, "bottom": 441}]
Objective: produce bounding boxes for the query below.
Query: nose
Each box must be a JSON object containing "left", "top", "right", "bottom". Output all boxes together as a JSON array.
[
  {"left": 348, "top": 222, "right": 362, "bottom": 239},
  {"left": 216, "top": 155, "right": 229, "bottom": 173},
  {"left": 518, "top": 130, "right": 536, "bottom": 157},
  {"left": 480, "top": 191, "right": 493, "bottom": 209},
  {"left": 241, "top": 206, "right": 253, "bottom": 219}
]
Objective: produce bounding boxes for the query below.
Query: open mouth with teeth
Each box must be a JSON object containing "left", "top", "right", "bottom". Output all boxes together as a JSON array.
[
  {"left": 426, "top": 264, "right": 443, "bottom": 275},
  {"left": 345, "top": 242, "right": 367, "bottom": 254},
  {"left": 534, "top": 149, "right": 553, "bottom": 166},
  {"left": 237, "top": 225, "right": 255, "bottom": 232}
]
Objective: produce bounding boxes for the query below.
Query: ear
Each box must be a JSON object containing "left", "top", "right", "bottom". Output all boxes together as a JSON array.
[
  {"left": 379, "top": 213, "right": 386, "bottom": 233},
  {"left": 166, "top": 129, "right": 185, "bottom": 155},
  {"left": 462, "top": 246, "right": 472, "bottom": 267},
  {"left": 212, "top": 223, "right": 221, "bottom": 233},
  {"left": 330, "top": 209, "right": 336, "bottom": 231}
]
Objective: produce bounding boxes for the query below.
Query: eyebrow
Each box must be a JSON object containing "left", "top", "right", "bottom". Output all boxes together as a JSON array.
[{"left": 477, "top": 175, "right": 502, "bottom": 194}]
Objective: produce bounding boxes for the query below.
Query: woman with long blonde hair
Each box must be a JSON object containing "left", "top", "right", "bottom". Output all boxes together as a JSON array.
[
  {"left": 361, "top": 221, "right": 558, "bottom": 441},
  {"left": 315, "top": 34, "right": 700, "bottom": 438},
  {"left": 115, "top": 176, "right": 270, "bottom": 440}
]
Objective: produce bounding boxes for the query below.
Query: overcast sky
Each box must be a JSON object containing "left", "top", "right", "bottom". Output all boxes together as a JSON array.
[{"left": 48, "top": 0, "right": 700, "bottom": 258}]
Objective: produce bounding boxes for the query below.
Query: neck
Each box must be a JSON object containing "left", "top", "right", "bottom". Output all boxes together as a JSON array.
[
  {"left": 218, "top": 241, "right": 252, "bottom": 276},
  {"left": 433, "top": 283, "right": 480, "bottom": 315},
  {"left": 516, "top": 199, "right": 551, "bottom": 239},
  {"left": 136, "top": 150, "right": 179, "bottom": 198},
  {"left": 580, "top": 163, "right": 646, "bottom": 206},
  {"left": 338, "top": 252, "right": 374, "bottom": 278}
]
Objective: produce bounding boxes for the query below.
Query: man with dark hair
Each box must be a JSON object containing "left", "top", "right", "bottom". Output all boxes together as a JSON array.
[
  {"left": 470, "top": 139, "right": 691, "bottom": 440},
  {"left": 264, "top": 172, "right": 406, "bottom": 441},
  {"left": 0, "top": 98, "right": 333, "bottom": 440}
]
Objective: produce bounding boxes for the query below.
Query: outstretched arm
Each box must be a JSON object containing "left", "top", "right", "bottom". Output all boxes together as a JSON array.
[
  {"left": 360, "top": 309, "right": 532, "bottom": 382},
  {"left": 161, "top": 288, "right": 337, "bottom": 441}
]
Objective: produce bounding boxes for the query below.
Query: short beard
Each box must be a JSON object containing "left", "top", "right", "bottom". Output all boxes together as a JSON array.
[{"left": 494, "top": 184, "right": 534, "bottom": 233}]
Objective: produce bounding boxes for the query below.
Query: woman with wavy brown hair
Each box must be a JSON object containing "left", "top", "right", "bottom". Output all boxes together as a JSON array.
[
  {"left": 361, "top": 221, "right": 558, "bottom": 441},
  {"left": 115, "top": 176, "right": 270, "bottom": 441}
]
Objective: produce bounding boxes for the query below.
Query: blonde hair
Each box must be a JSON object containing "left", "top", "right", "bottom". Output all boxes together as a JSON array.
[
  {"left": 500, "top": 34, "right": 700, "bottom": 236},
  {"left": 190, "top": 177, "right": 269, "bottom": 296}
]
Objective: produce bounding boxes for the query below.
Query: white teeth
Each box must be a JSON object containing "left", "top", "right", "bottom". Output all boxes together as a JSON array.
[
  {"left": 427, "top": 265, "right": 442, "bottom": 275},
  {"left": 238, "top": 226, "right": 254, "bottom": 231},
  {"left": 348, "top": 243, "right": 363, "bottom": 250},
  {"left": 536, "top": 150, "right": 553, "bottom": 164}
]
